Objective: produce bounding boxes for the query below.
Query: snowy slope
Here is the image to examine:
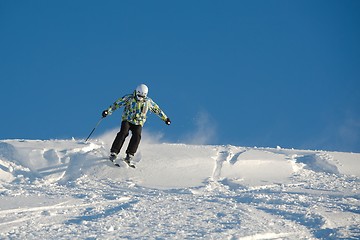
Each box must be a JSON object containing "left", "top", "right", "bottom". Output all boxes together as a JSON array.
[{"left": 0, "top": 135, "right": 359, "bottom": 239}]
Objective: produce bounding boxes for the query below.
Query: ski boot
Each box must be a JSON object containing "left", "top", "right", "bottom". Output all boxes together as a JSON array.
[
  {"left": 124, "top": 153, "right": 135, "bottom": 168},
  {"left": 109, "top": 152, "right": 117, "bottom": 162}
]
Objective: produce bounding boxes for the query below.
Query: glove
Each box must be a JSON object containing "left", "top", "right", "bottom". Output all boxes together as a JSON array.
[
  {"left": 165, "top": 118, "right": 171, "bottom": 125},
  {"left": 102, "top": 110, "right": 109, "bottom": 118}
]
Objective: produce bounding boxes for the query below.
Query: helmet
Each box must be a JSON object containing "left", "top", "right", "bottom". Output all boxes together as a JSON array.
[{"left": 135, "top": 84, "right": 148, "bottom": 99}]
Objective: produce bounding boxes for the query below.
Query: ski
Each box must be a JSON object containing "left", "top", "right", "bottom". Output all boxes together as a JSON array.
[
  {"left": 104, "top": 153, "right": 136, "bottom": 168},
  {"left": 107, "top": 158, "right": 135, "bottom": 168},
  {"left": 108, "top": 159, "right": 121, "bottom": 167},
  {"left": 123, "top": 159, "right": 136, "bottom": 168}
]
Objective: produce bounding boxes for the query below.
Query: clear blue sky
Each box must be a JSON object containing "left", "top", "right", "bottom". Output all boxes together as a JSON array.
[{"left": 1, "top": 0, "right": 359, "bottom": 152}]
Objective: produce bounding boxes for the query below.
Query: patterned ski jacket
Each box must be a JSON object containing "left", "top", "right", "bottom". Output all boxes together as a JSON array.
[{"left": 106, "top": 91, "right": 168, "bottom": 126}]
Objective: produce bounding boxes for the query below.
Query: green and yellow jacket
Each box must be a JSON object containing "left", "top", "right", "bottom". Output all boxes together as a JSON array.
[{"left": 106, "top": 91, "right": 168, "bottom": 126}]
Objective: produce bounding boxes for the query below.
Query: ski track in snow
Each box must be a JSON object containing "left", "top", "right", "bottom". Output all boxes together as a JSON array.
[{"left": 0, "top": 139, "right": 359, "bottom": 239}]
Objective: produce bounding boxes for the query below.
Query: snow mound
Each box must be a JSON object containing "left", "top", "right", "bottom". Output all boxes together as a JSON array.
[
  {"left": 0, "top": 139, "right": 359, "bottom": 239},
  {"left": 1, "top": 139, "right": 358, "bottom": 189}
]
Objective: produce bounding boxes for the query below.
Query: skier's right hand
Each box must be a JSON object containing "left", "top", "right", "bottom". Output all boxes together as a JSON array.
[{"left": 102, "top": 110, "right": 109, "bottom": 118}]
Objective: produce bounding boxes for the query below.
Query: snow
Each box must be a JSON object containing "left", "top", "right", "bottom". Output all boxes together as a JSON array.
[{"left": 0, "top": 134, "right": 359, "bottom": 239}]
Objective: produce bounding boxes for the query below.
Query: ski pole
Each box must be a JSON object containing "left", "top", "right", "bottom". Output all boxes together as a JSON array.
[{"left": 85, "top": 117, "right": 104, "bottom": 142}]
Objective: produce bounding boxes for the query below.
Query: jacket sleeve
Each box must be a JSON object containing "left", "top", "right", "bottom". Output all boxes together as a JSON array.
[
  {"left": 148, "top": 98, "right": 168, "bottom": 121},
  {"left": 107, "top": 94, "right": 132, "bottom": 114}
]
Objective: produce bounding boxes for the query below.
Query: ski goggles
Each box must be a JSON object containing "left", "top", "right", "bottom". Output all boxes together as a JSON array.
[{"left": 136, "top": 94, "right": 146, "bottom": 100}]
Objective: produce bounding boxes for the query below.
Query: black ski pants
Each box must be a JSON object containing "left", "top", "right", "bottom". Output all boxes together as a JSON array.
[{"left": 111, "top": 121, "right": 142, "bottom": 156}]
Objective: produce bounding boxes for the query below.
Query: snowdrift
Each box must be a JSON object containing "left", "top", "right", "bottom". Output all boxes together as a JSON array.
[
  {"left": 0, "top": 138, "right": 359, "bottom": 239},
  {"left": 1, "top": 139, "right": 358, "bottom": 188}
]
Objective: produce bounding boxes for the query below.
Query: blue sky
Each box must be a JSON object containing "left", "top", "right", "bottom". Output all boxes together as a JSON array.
[{"left": 1, "top": 0, "right": 360, "bottom": 152}]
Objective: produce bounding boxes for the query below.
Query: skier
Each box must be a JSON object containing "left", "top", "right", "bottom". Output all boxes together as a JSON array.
[{"left": 102, "top": 84, "right": 171, "bottom": 166}]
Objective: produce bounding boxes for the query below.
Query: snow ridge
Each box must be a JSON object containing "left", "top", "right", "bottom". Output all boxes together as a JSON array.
[{"left": 0, "top": 139, "right": 359, "bottom": 239}]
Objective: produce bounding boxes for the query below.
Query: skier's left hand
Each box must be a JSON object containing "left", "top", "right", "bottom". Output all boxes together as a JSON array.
[{"left": 165, "top": 118, "right": 171, "bottom": 125}]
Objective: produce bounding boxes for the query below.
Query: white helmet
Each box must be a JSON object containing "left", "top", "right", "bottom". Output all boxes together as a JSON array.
[{"left": 135, "top": 84, "right": 148, "bottom": 98}]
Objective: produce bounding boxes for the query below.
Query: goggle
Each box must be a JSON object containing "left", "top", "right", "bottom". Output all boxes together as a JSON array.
[{"left": 137, "top": 94, "right": 146, "bottom": 100}]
